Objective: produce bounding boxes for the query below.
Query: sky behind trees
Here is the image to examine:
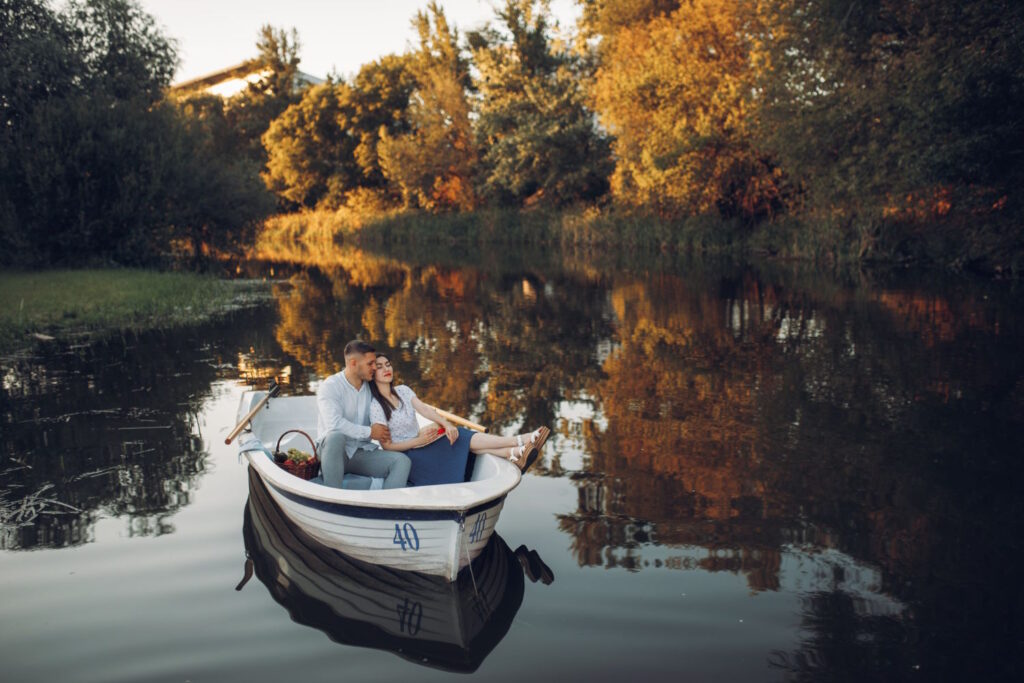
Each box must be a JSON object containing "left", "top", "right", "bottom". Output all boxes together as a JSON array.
[{"left": 138, "top": 0, "right": 581, "bottom": 83}]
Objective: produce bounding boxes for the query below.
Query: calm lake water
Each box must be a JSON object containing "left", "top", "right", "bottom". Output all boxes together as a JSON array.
[{"left": 2, "top": 247, "right": 1022, "bottom": 682}]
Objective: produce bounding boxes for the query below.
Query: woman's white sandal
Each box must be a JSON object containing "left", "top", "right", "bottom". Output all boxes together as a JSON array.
[
  {"left": 515, "top": 429, "right": 543, "bottom": 450},
  {"left": 508, "top": 445, "right": 527, "bottom": 464},
  {"left": 517, "top": 427, "right": 550, "bottom": 473},
  {"left": 505, "top": 428, "right": 551, "bottom": 473}
]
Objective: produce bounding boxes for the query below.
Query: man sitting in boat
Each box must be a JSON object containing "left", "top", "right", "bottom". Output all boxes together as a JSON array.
[{"left": 316, "top": 340, "right": 411, "bottom": 489}]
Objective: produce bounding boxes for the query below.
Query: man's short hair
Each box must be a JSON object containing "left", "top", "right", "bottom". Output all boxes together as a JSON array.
[{"left": 344, "top": 339, "right": 376, "bottom": 359}]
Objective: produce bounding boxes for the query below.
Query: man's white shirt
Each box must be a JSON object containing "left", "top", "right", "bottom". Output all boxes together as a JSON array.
[{"left": 316, "top": 371, "right": 378, "bottom": 457}]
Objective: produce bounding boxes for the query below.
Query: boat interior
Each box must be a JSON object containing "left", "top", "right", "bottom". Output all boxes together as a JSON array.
[{"left": 240, "top": 393, "right": 498, "bottom": 490}]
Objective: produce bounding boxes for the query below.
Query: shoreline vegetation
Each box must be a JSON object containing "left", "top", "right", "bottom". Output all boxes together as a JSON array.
[
  {"left": 0, "top": 270, "right": 270, "bottom": 355},
  {"left": 255, "top": 207, "right": 1024, "bottom": 276}
]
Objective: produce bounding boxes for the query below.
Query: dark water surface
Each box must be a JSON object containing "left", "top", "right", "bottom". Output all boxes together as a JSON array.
[{"left": 2, "top": 250, "right": 1022, "bottom": 682}]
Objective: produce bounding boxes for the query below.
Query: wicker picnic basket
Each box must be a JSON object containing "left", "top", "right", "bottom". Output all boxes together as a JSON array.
[{"left": 273, "top": 429, "right": 320, "bottom": 480}]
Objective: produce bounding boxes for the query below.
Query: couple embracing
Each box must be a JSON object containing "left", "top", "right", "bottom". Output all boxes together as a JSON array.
[{"left": 316, "top": 340, "right": 550, "bottom": 490}]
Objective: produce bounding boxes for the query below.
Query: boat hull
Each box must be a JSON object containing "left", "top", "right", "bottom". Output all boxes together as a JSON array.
[
  {"left": 235, "top": 390, "right": 519, "bottom": 582},
  {"left": 255, "top": 464, "right": 505, "bottom": 580}
]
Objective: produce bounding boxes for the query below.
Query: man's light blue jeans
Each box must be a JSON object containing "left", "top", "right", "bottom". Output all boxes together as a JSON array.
[{"left": 319, "top": 430, "right": 410, "bottom": 489}]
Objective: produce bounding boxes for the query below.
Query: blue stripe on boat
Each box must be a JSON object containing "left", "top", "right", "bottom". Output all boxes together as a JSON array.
[{"left": 268, "top": 481, "right": 506, "bottom": 522}]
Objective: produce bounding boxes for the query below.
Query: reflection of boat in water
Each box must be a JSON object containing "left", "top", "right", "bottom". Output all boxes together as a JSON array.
[
  {"left": 242, "top": 468, "right": 525, "bottom": 672},
  {"left": 234, "top": 391, "right": 520, "bottom": 581}
]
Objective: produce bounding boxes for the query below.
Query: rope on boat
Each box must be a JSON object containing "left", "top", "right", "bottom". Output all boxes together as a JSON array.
[{"left": 463, "top": 519, "right": 480, "bottom": 596}]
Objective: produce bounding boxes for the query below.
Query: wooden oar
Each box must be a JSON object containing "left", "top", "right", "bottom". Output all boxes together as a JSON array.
[
  {"left": 434, "top": 407, "right": 487, "bottom": 433},
  {"left": 225, "top": 381, "right": 281, "bottom": 445}
]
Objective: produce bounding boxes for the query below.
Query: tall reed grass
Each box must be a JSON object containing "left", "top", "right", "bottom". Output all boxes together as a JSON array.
[
  {"left": 255, "top": 206, "right": 754, "bottom": 256},
  {"left": 254, "top": 205, "right": 1023, "bottom": 275}
]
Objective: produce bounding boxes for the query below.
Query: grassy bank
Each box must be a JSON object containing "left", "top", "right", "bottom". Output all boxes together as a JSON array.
[
  {"left": 254, "top": 206, "right": 1023, "bottom": 275},
  {"left": 0, "top": 269, "right": 268, "bottom": 354}
]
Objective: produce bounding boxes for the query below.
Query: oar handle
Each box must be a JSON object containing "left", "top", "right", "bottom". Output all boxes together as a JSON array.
[
  {"left": 434, "top": 407, "right": 487, "bottom": 433},
  {"left": 225, "top": 382, "right": 281, "bottom": 445}
]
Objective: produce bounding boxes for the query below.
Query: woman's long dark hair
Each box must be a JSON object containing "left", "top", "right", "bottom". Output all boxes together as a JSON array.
[{"left": 368, "top": 356, "right": 402, "bottom": 422}]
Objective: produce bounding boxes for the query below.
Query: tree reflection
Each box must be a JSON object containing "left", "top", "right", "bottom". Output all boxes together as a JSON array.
[
  {"left": 269, "top": 248, "right": 614, "bottom": 430},
  {"left": 0, "top": 308, "right": 281, "bottom": 549},
  {"left": 549, "top": 263, "right": 1023, "bottom": 678},
  {"left": 559, "top": 270, "right": 780, "bottom": 586},
  {"left": 7, "top": 244, "right": 1017, "bottom": 675},
  {"left": 769, "top": 589, "right": 914, "bottom": 682}
]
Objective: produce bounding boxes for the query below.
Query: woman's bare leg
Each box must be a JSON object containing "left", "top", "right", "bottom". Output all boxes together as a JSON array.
[
  {"left": 469, "top": 429, "right": 544, "bottom": 452},
  {"left": 469, "top": 433, "right": 517, "bottom": 450}
]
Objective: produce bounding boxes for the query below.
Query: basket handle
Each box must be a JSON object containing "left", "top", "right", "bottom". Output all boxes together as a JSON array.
[{"left": 274, "top": 429, "right": 318, "bottom": 459}]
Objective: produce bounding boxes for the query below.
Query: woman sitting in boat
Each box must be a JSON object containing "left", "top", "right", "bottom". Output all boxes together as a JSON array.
[{"left": 368, "top": 354, "right": 549, "bottom": 486}]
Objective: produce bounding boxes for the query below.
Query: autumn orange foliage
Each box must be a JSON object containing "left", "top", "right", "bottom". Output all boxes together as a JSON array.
[{"left": 591, "top": 0, "right": 786, "bottom": 220}]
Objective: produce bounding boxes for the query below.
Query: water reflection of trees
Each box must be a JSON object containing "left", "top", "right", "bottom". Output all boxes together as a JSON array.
[
  {"left": 560, "top": 267, "right": 1020, "bottom": 556},
  {"left": 256, "top": 247, "right": 1022, "bottom": 677},
  {"left": 0, "top": 308, "right": 281, "bottom": 549},
  {"left": 555, "top": 266, "right": 1022, "bottom": 680},
  {"left": 270, "top": 250, "right": 614, "bottom": 429},
  {"left": 769, "top": 588, "right": 914, "bottom": 682}
]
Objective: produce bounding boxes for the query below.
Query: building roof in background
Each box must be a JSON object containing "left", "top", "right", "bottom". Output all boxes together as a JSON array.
[{"left": 172, "top": 61, "right": 325, "bottom": 97}]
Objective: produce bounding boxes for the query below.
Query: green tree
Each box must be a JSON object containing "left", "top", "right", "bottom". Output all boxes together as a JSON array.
[
  {"left": 252, "top": 25, "right": 301, "bottom": 100},
  {"left": 759, "top": 0, "right": 1024, "bottom": 227},
  {"left": 0, "top": 0, "right": 80, "bottom": 127},
  {"left": 168, "top": 97, "right": 275, "bottom": 261},
  {"left": 261, "top": 57, "right": 416, "bottom": 209},
  {"left": 0, "top": 0, "right": 77, "bottom": 256},
  {"left": 0, "top": 0, "right": 271, "bottom": 265},
  {"left": 224, "top": 25, "right": 303, "bottom": 163},
  {"left": 378, "top": 2, "right": 478, "bottom": 211},
  {"left": 1, "top": 0, "right": 180, "bottom": 263},
  {"left": 262, "top": 82, "right": 358, "bottom": 209},
  {"left": 62, "top": 0, "right": 177, "bottom": 100},
  {"left": 470, "top": 0, "right": 611, "bottom": 206},
  {"left": 348, "top": 55, "right": 417, "bottom": 194}
]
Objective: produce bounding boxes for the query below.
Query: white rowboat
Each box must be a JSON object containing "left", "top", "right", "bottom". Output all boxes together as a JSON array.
[{"left": 234, "top": 390, "right": 521, "bottom": 582}]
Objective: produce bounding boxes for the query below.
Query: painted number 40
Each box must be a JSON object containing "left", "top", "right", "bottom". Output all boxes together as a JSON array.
[{"left": 393, "top": 522, "right": 420, "bottom": 551}]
